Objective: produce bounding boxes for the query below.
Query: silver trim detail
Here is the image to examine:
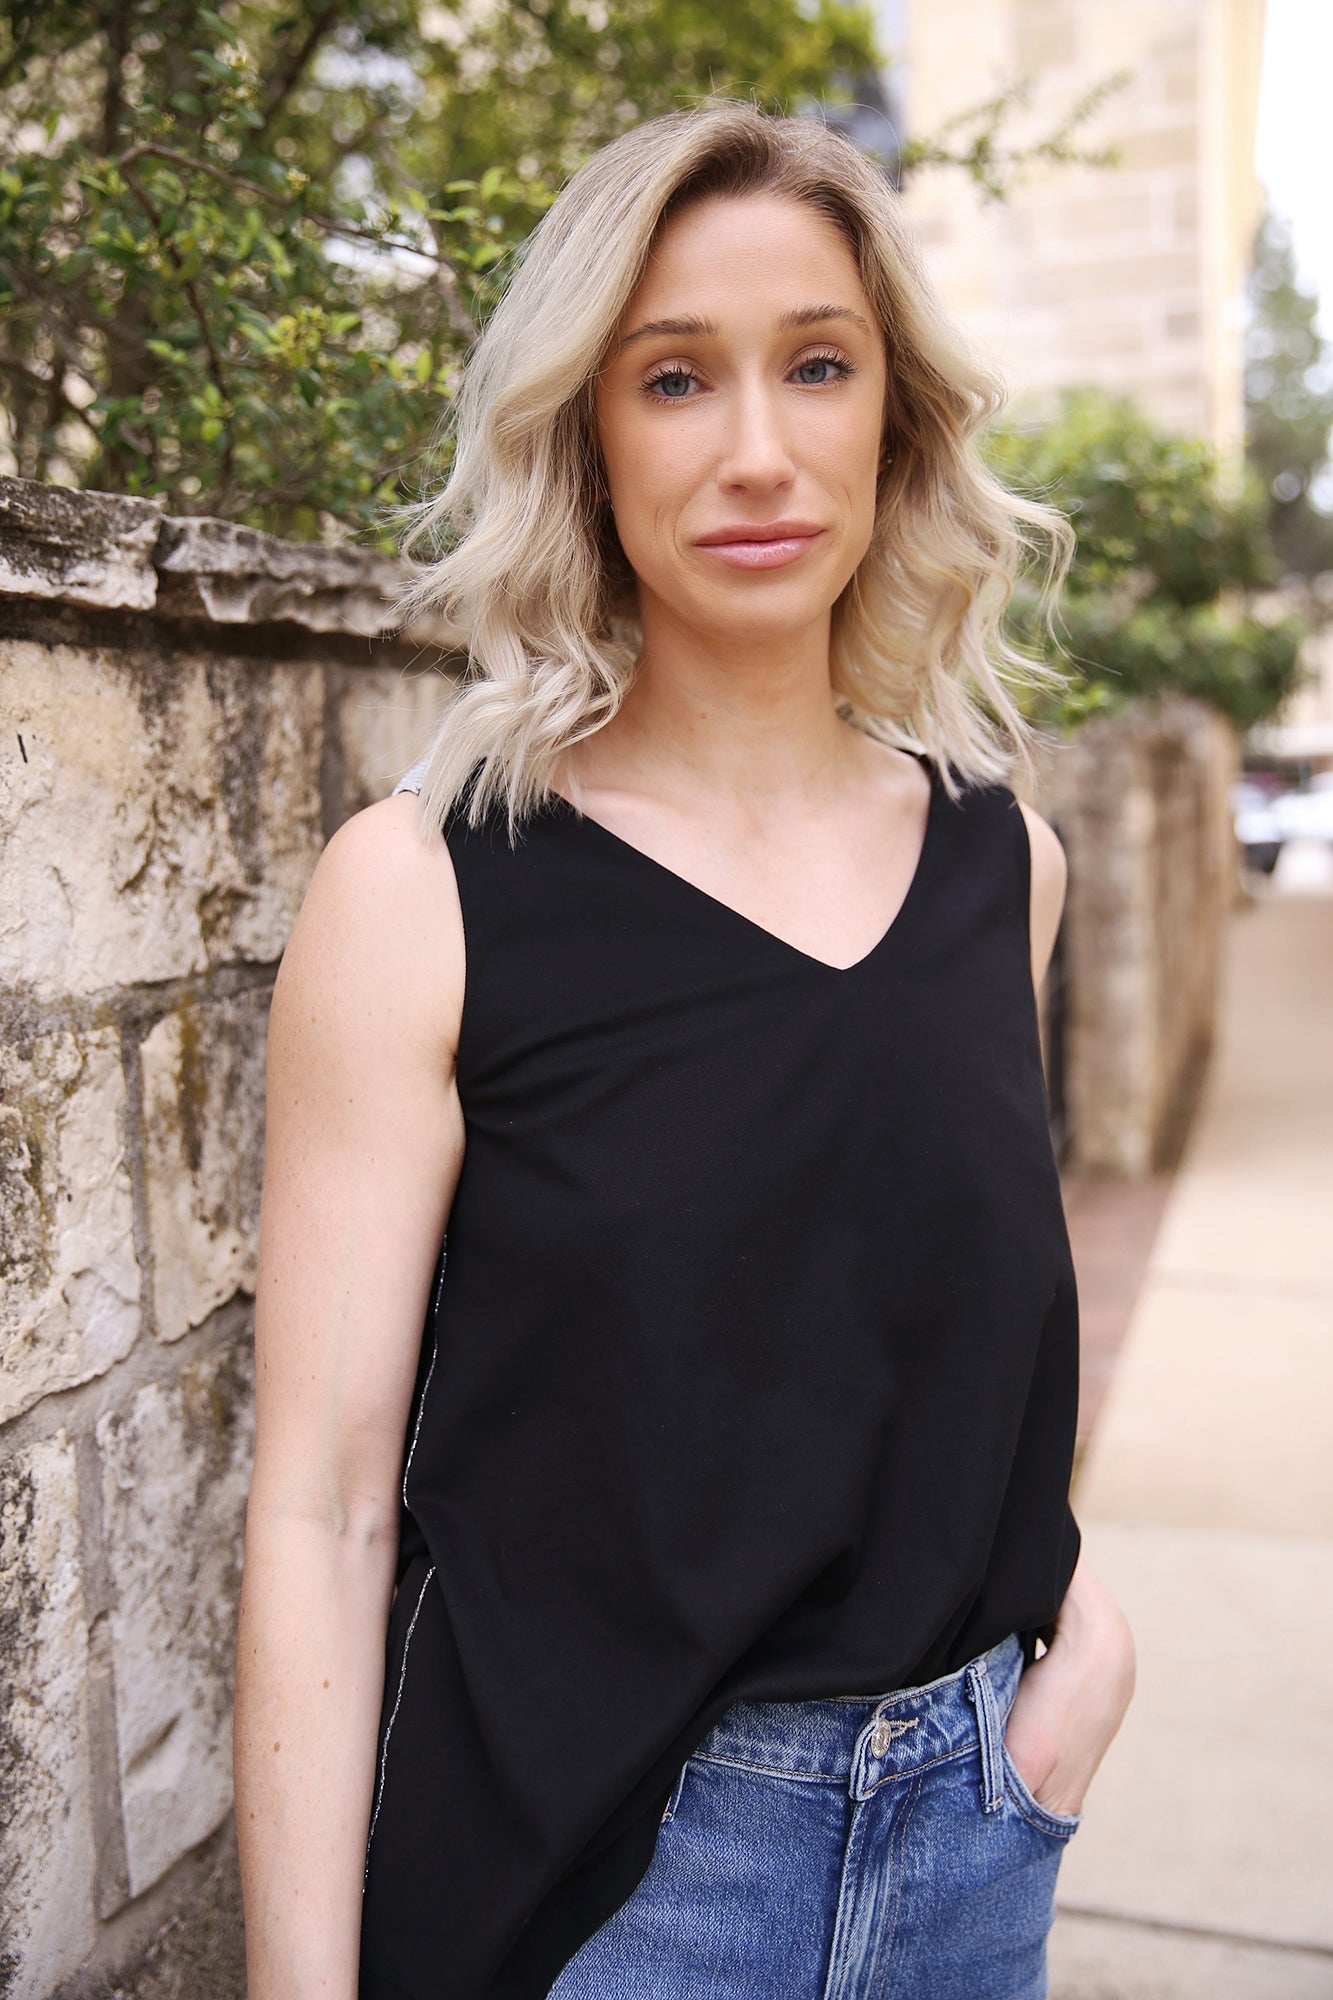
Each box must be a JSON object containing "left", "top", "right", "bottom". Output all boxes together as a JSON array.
[{"left": 364, "top": 1563, "right": 437, "bottom": 1885}]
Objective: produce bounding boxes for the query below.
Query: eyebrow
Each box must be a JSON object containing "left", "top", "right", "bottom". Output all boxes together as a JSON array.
[{"left": 616, "top": 303, "right": 874, "bottom": 353}]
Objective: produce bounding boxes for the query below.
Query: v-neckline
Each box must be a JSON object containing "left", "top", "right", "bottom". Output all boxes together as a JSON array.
[{"left": 544, "top": 756, "right": 943, "bottom": 977}]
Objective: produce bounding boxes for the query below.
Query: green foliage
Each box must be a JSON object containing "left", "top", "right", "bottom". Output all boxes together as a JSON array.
[
  {"left": 1245, "top": 206, "right": 1333, "bottom": 577},
  {"left": 0, "top": 0, "right": 883, "bottom": 540},
  {"left": 1, "top": 2, "right": 1129, "bottom": 544},
  {"left": 407, "top": 0, "right": 882, "bottom": 195},
  {"left": 1, "top": 3, "right": 572, "bottom": 536},
  {"left": 987, "top": 389, "right": 1305, "bottom": 732}
]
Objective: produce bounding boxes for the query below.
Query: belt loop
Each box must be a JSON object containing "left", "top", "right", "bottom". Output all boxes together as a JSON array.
[{"left": 964, "top": 1659, "right": 1005, "bottom": 1814}]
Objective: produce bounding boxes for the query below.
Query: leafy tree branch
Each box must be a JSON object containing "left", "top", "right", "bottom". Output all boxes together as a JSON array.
[
  {"left": 988, "top": 388, "right": 1305, "bottom": 732},
  {"left": 0, "top": 0, "right": 1125, "bottom": 542}
]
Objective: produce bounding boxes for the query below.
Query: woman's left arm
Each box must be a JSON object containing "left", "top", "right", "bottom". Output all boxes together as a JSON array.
[
  {"left": 1019, "top": 800, "right": 1068, "bottom": 994},
  {"left": 1006, "top": 802, "right": 1138, "bottom": 1818}
]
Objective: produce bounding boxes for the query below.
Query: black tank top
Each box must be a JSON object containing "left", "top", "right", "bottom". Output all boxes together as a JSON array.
[{"left": 359, "top": 757, "right": 1082, "bottom": 2000}]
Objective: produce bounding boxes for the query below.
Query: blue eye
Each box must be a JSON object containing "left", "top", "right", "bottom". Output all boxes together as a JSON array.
[
  {"left": 795, "top": 355, "right": 848, "bottom": 385},
  {"left": 644, "top": 368, "right": 696, "bottom": 399}
]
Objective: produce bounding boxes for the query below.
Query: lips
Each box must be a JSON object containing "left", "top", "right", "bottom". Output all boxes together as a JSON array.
[
  {"left": 696, "top": 520, "right": 823, "bottom": 546},
  {"left": 694, "top": 521, "right": 825, "bottom": 572}
]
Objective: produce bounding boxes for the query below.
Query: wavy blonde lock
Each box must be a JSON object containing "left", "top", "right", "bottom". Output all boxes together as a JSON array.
[{"left": 386, "top": 98, "right": 1072, "bottom": 841}]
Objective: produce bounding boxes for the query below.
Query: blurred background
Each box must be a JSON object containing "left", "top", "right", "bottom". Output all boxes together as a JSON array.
[{"left": 1, "top": 3, "right": 1330, "bottom": 1996}]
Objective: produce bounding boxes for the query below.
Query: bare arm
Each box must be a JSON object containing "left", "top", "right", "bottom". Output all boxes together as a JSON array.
[
  {"left": 1008, "top": 800, "right": 1137, "bottom": 1817},
  {"left": 234, "top": 794, "right": 465, "bottom": 2000},
  {"left": 1018, "top": 799, "right": 1067, "bottom": 994}
]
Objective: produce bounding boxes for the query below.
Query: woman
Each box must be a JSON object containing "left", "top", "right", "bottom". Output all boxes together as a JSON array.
[{"left": 235, "top": 99, "right": 1135, "bottom": 2000}]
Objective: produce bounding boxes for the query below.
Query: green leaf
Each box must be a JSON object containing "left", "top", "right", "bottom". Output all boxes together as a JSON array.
[{"left": 197, "top": 7, "right": 238, "bottom": 40}]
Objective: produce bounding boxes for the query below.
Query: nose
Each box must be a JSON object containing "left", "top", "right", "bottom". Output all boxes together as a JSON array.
[{"left": 715, "top": 376, "right": 797, "bottom": 493}]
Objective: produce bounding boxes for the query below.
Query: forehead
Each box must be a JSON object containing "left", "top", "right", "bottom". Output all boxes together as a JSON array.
[{"left": 622, "top": 191, "right": 872, "bottom": 321}]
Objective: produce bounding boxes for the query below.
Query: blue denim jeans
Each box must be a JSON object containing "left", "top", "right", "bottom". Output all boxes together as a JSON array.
[{"left": 547, "top": 1631, "right": 1080, "bottom": 1999}]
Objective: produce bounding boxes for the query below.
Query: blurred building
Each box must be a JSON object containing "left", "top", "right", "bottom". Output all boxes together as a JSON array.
[{"left": 890, "top": 0, "right": 1266, "bottom": 451}]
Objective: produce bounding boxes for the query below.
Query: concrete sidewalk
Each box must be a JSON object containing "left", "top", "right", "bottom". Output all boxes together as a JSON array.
[{"left": 1048, "top": 851, "right": 1333, "bottom": 1999}]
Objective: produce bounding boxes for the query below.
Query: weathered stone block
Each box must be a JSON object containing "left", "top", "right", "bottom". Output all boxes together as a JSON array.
[
  {"left": 0, "top": 474, "right": 451, "bottom": 643},
  {"left": 336, "top": 660, "right": 453, "bottom": 818},
  {"left": 154, "top": 512, "right": 444, "bottom": 640},
  {"left": 0, "top": 639, "right": 324, "bottom": 999},
  {"left": 1052, "top": 191, "right": 1157, "bottom": 243},
  {"left": 1036, "top": 698, "right": 1235, "bottom": 1177},
  {"left": 1027, "top": 249, "right": 1201, "bottom": 309},
  {"left": 51, "top": 1825, "right": 246, "bottom": 2000},
  {"left": 141, "top": 989, "right": 269, "bottom": 1343},
  {"left": 1116, "top": 123, "right": 1200, "bottom": 174},
  {"left": 0, "top": 1027, "right": 140, "bottom": 1425},
  {"left": 1014, "top": 16, "right": 1077, "bottom": 71},
  {"left": 97, "top": 1340, "right": 255, "bottom": 1900},
  {"left": 0, "top": 1431, "right": 98, "bottom": 1999},
  {"left": 0, "top": 476, "right": 164, "bottom": 610}
]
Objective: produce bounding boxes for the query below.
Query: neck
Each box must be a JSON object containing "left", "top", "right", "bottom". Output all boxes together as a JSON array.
[{"left": 576, "top": 592, "right": 854, "bottom": 808}]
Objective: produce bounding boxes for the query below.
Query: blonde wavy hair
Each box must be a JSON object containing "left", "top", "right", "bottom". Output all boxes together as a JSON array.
[{"left": 388, "top": 97, "right": 1072, "bottom": 839}]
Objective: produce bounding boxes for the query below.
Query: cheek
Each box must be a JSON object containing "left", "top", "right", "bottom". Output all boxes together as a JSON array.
[
  {"left": 832, "top": 424, "right": 885, "bottom": 522},
  {"left": 601, "top": 406, "right": 650, "bottom": 501},
  {"left": 603, "top": 422, "right": 699, "bottom": 552}
]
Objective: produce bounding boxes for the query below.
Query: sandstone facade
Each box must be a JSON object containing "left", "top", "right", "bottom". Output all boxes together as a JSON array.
[
  {"left": 97, "top": 1343, "right": 255, "bottom": 1901},
  {"left": 1, "top": 1028, "right": 140, "bottom": 1425},
  {"left": 0, "top": 1431, "right": 98, "bottom": 1995},
  {"left": 900, "top": 0, "right": 1265, "bottom": 453},
  {"left": 0, "top": 475, "right": 451, "bottom": 2000},
  {"left": 1035, "top": 697, "right": 1239, "bottom": 1176}
]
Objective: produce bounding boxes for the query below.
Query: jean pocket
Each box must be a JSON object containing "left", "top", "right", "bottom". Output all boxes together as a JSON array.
[
  {"left": 659, "top": 1758, "right": 690, "bottom": 1826},
  {"left": 1000, "top": 1738, "right": 1083, "bottom": 1840}
]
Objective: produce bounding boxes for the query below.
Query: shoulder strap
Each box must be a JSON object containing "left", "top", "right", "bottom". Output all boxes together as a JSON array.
[{"left": 393, "top": 756, "right": 428, "bottom": 798}]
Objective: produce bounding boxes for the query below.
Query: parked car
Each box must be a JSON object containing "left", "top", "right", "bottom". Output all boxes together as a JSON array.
[
  {"left": 1271, "top": 774, "right": 1333, "bottom": 846},
  {"left": 1232, "top": 780, "right": 1287, "bottom": 875}
]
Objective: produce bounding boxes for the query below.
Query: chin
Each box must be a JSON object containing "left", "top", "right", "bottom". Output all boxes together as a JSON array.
[
  {"left": 696, "top": 584, "right": 833, "bottom": 640},
  {"left": 669, "top": 605, "right": 797, "bottom": 645}
]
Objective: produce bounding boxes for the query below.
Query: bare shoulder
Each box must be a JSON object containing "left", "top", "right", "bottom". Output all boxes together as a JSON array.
[
  {"left": 1017, "top": 800, "right": 1067, "bottom": 901},
  {"left": 272, "top": 792, "right": 465, "bottom": 1066},
  {"left": 1016, "top": 801, "right": 1067, "bottom": 992},
  {"left": 302, "top": 791, "right": 460, "bottom": 925}
]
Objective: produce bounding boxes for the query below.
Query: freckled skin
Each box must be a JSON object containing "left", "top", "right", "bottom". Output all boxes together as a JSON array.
[{"left": 593, "top": 192, "right": 890, "bottom": 674}]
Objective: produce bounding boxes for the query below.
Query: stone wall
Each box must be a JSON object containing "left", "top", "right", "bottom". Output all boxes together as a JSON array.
[
  {"left": 0, "top": 477, "right": 449, "bottom": 2000},
  {"left": 0, "top": 479, "right": 1237, "bottom": 1996},
  {"left": 1036, "top": 696, "right": 1239, "bottom": 1177}
]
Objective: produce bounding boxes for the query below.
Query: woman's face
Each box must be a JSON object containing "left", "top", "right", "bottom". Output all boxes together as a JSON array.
[{"left": 593, "top": 191, "right": 889, "bottom": 652}]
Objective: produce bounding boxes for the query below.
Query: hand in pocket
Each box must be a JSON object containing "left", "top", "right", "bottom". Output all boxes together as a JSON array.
[{"left": 1003, "top": 1555, "right": 1136, "bottom": 1819}]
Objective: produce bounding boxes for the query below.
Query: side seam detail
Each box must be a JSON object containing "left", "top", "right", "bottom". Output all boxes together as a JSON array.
[
  {"left": 364, "top": 1563, "right": 437, "bottom": 1886},
  {"left": 402, "top": 1244, "right": 447, "bottom": 1509}
]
